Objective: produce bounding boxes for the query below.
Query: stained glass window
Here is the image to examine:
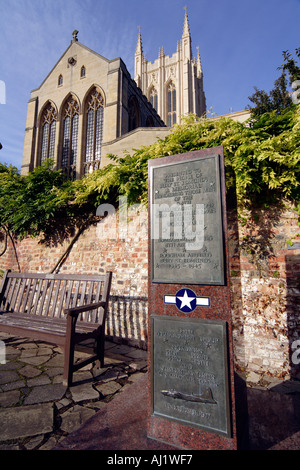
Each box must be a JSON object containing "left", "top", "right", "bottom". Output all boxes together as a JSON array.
[
  {"left": 40, "top": 102, "right": 57, "bottom": 164},
  {"left": 128, "top": 97, "right": 140, "bottom": 132},
  {"left": 84, "top": 88, "right": 104, "bottom": 175},
  {"left": 61, "top": 95, "right": 79, "bottom": 178},
  {"left": 167, "top": 82, "right": 176, "bottom": 127},
  {"left": 150, "top": 87, "right": 158, "bottom": 112}
]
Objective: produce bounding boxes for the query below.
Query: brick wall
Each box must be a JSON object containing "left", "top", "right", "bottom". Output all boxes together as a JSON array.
[
  {"left": 0, "top": 204, "right": 299, "bottom": 380},
  {"left": 229, "top": 206, "right": 300, "bottom": 381}
]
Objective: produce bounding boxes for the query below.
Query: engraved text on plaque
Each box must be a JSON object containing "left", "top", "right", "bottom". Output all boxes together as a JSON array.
[
  {"left": 150, "top": 154, "right": 225, "bottom": 284},
  {"left": 151, "top": 315, "right": 231, "bottom": 437}
]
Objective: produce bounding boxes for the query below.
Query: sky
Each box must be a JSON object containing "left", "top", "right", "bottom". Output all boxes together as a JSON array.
[{"left": 0, "top": 0, "right": 299, "bottom": 170}]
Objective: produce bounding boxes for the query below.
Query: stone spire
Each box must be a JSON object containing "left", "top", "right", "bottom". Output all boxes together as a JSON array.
[
  {"left": 135, "top": 26, "right": 143, "bottom": 55},
  {"left": 182, "top": 7, "right": 191, "bottom": 38},
  {"left": 181, "top": 7, "right": 192, "bottom": 60},
  {"left": 135, "top": 26, "right": 144, "bottom": 87},
  {"left": 196, "top": 46, "right": 203, "bottom": 77}
]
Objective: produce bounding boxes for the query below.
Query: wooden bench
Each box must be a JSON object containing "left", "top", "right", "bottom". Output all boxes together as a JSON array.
[{"left": 0, "top": 270, "right": 112, "bottom": 386}]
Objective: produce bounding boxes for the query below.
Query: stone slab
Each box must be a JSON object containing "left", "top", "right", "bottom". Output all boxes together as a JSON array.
[
  {"left": 95, "top": 381, "right": 122, "bottom": 396},
  {"left": 54, "top": 373, "right": 177, "bottom": 450},
  {"left": 60, "top": 405, "right": 96, "bottom": 433},
  {"left": 0, "top": 389, "right": 20, "bottom": 407},
  {"left": 70, "top": 383, "right": 100, "bottom": 403},
  {"left": 0, "top": 403, "right": 53, "bottom": 440},
  {"left": 0, "top": 370, "right": 20, "bottom": 385},
  {"left": 24, "top": 383, "right": 66, "bottom": 405}
]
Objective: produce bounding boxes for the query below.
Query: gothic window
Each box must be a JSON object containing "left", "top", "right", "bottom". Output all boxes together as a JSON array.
[
  {"left": 60, "top": 95, "right": 79, "bottom": 179},
  {"left": 128, "top": 97, "right": 140, "bottom": 132},
  {"left": 146, "top": 116, "right": 154, "bottom": 127},
  {"left": 167, "top": 82, "right": 176, "bottom": 127},
  {"left": 39, "top": 102, "right": 57, "bottom": 164},
  {"left": 150, "top": 87, "right": 158, "bottom": 112},
  {"left": 84, "top": 87, "right": 104, "bottom": 174},
  {"left": 80, "top": 66, "right": 86, "bottom": 78},
  {"left": 58, "top": 75, "right": 63, "bottom": 86}
]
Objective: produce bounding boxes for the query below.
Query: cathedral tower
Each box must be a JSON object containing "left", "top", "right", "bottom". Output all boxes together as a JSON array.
[{"left": 134, "top": 10, "right": 206, "bottom": 126}]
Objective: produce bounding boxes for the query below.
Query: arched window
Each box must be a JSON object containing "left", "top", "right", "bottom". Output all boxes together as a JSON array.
[
  {"left": 146, "top": 116, "right": 154, "bottom": 127},
  {"left": 61, "top": 95, "right": 79, "bottom": 179},
  {"left": 58, "top": 75, "right": 63, "bottom": 86},
  {"left": 128, "top": 97, "right": 140, "bottom": 132},
  {"left": 150, "top": 87, "right": 158, "bottom": 112},
  {"left": 84, "top": 87, "right": 104, "bottom": 174},
  {"left": 40, "top": 102, "right": 57, "bottom": 164},
  {"left": 80, "top": 66, "right": 86, "bottom": 78},
  {"left": 167, "top": 82, "right": 176, "bottom": 127}
]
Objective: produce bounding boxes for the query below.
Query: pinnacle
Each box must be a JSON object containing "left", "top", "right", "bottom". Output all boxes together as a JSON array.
[
  {"left": 182, "top": 8, "right": 191, "bottom": 38},
  {"left": 135, "top": 27, "right": 143, "bottom": 55}
]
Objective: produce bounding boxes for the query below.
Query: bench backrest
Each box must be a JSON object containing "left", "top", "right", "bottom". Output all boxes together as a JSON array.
[{"left": 0, "top": 270, "right": 112, "bottom": 324}]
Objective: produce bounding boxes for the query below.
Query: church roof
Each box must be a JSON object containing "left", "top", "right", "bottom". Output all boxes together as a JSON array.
[{"left": 31, "top": 33, "right": 121, "bottom": 92}]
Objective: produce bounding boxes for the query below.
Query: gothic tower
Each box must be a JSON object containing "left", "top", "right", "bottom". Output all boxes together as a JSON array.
[{"left": 134, "top": 10, "right": 206, "bottom": 126}]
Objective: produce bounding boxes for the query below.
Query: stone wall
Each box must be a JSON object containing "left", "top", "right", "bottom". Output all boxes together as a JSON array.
[
  {"left": 0, "top": 203, "right": 299, "bottom": 381},
  {"left": 228, "top": 206, "right": 300, "bottom": 381}
]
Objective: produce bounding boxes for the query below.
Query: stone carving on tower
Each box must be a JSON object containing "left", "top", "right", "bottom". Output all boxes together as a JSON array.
[{"left": 134, "top": 10, "right": 206, "bottom": 126}]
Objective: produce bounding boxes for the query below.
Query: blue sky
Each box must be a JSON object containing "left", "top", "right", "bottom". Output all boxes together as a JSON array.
[{"left": 0, "top": 0, "right": 299, "bottom": 170}]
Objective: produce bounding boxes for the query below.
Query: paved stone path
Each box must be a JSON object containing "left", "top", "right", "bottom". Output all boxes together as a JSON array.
[
  {"left": 2, "top": 331, "right": 300, "bottom": 451},
  {"left": 0, "top": 331, "right": 147, "bottom": 450}
]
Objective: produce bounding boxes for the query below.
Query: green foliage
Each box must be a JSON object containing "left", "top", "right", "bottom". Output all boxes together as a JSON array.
[
  {"left": 248, "top": 48, "right": 300, "bottom": 116},
  {"left": 0, "top": 105, "right": 299, "bottom": 240},
  {"left": 279, "top": 48, "right": 300, "bottom": 84},
  {"left": 0, "top": 160, "right": 74, "bottom": 238},
  {"left": 76, "top": 106, "right": 300, "bottom": 214}
]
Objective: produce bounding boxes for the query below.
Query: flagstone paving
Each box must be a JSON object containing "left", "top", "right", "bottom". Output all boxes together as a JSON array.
[{"left": 0, "top": 332, "right": 147, "bottom": 450}]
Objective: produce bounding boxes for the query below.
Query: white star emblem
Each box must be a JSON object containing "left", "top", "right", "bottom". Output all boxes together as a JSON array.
[{"left": 177, "top": 290, "right": 195, "bottom": 310}]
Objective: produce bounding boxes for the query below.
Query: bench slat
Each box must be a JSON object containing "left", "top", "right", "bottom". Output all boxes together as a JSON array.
[
  {"left": 55, "top": 279, "right": 67, "bottom": 318},
  {"left": 32, "top": 279, "right": 43, "bottom": 315},
  {"left": 64, "top": 280, "right": 74, "bottom": 314},
  {"left": 0, "top": 312, "right": 99, "bottom": 334},
  {"left": 7, "top": 272, "right": 108, "bottom": 282},
  {"left": 6, "top": 277, "right": 16, "bottom": 311},
  {"left": 51, "top": 279, "right": 61, "bottom": 317},
  {"left": 21, "top": 278, "right": 31, "bottom": 314},
  {"left": 27, "top": 278, "right": 37, "bottom": 314},
  {"left": 44, "top": 279, "right": 55, "bottom": 316}
]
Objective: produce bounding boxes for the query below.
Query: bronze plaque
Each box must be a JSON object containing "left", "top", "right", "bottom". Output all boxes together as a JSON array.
[
  {"left": 151, "top": 315, "right": 231, "bottom": 437},
  {"left": 150, "top": 153, "right": 225, "bottom": 284}
]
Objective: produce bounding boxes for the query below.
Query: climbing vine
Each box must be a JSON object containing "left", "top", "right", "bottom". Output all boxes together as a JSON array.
[{"left": 0, "top": 104, "right": 299, "bottom": 247}]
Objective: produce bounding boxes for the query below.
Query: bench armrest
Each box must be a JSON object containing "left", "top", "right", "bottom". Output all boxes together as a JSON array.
[{"left": 64, "top": 301, "right": 106, "bottom": 318}]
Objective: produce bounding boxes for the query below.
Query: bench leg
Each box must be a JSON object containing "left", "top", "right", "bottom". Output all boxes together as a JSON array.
[
  {"left": 95, "top": 327, "right": 105, "bottom": 368},
  {"left": 63, "top": 316, "right": 76, "bottom": 387}
]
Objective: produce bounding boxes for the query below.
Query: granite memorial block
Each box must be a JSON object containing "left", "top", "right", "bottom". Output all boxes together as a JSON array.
[{"left": 147, "top": 147, "right": 247, "bottom": 450}]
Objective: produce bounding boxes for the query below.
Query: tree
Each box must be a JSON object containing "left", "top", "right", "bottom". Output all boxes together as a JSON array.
[
  {"left": 279, "top": 48, "right": 300, "bottom": 83},
  {"left": 248, "top": 48, "right": 300, "bottom": 116}
]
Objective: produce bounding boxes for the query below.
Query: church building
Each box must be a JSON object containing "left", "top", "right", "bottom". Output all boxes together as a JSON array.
[
  {"left": 134, "top": 10, "right": 206, "bottom": 126},
  {"left": 21, "top": 11, "right": 206, "bottom": 178}
]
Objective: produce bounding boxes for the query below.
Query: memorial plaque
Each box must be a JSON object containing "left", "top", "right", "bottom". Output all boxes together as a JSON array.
[
  {"left": 151, "top": 315, "right": 231, "bottom": 437},
  {"left": 150, "top": 153, "right": 225, "bottom": 284}
]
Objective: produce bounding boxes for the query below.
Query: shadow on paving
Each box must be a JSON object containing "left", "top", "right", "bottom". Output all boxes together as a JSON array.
[
  {"left": 0, "top": 333, "right": 148, "bottom": 450},
  {"left": 247, "top": 382, "right": 300, "bottom": 450},
  {"left": 1, "top": 332, "right": 300, "bottom": 450}
]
